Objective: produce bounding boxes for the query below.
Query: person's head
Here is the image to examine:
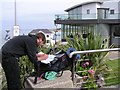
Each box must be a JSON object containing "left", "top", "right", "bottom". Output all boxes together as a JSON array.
[{"left": 35, "top": 32, "right": 46, "bottom": 46}]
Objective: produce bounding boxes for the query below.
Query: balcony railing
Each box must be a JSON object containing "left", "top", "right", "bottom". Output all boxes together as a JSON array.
[{"left": 55, "top": 13, "right": 120, "bottom": 20}]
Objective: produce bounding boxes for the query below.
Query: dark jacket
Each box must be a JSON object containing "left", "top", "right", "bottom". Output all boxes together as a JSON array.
[{"left": 2, "top": 35, "right": 38, "bottom": 64}]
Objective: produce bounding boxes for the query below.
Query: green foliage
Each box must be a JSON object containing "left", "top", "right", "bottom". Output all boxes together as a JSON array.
[
  {"left": 39, "top": 43, "right": 65, "bottom": 54},
  {"left": 39, "top": 45, "right": 51, "bottom": 53},
  {"left": 83, "top": 75, "right": 97, "bottom": 89},
  {"left": 62, "top": 31, "right": 113, "bottom": 89},
  {"left": 64, "top": 31, "right": 111, "bottom": 74},
  {"left": 105, "top": 59, "right": 120, "bottom": 85},
  {"left": 0, "top": 31, "right": 116, "bottom": 89},
  {"left": 1, "top": 69, "right": 7, "bottom": 90},
  {"left": 19, "top": 56, "right": 34, "bottom": 88}
]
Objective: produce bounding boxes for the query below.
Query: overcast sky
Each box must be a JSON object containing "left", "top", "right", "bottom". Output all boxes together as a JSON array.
[{"left": 1, "top": 0, "right": 92, "bottom": 35}]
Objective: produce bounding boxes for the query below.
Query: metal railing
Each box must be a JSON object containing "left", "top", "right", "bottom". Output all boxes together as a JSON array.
[
  {"left": 55, "top": 13, "right": 120, "bottom": 20},
  {"left": 69, "top": 48, "right": 120, "bottom": 88}
]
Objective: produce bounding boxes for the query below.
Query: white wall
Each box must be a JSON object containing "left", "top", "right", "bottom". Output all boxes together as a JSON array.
[
  {"left": 67, "top": 0, "right": 120, "bottom": 19},
  {"left": 82, "top": 3, "right": 101, "bottom": 19},
  {"left": 102, "top": 1, "right": 119, "bottom": 19},
  {"left": 102, "top": 1, "right": 119, "bottom": 12},
  {"left": 50, "top": 30, "right": 61, "bottom": 45},
  {"left": 45, "top": 33, "right": 54, "bottom": 46}
]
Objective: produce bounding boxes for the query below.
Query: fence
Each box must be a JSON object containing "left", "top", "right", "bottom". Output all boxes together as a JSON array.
[{"left": 69, "top": 48, "right": 120, "bottom": 88}]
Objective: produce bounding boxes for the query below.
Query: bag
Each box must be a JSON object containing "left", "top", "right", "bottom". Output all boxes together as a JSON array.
[
  {"left": 44, "top": 71, "right": 57, "bottom": 80},
  {"left": 34, "top": 48, "right": 80, "bottom": 83},
  {"left": 49, "top": 48, "right": 80, "bottom": 72}
]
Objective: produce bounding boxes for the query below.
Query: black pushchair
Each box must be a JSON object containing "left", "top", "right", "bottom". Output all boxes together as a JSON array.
[{"left": 34, "top": 47, "right": 80, "bottom": 84}]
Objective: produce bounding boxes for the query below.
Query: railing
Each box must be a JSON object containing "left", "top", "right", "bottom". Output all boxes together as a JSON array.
[
  {"left": 55, "top": 13, "right": 120, "bottom": 20},
  {"left": 69, "top": 48, "right": 120, "bottom": 88}
]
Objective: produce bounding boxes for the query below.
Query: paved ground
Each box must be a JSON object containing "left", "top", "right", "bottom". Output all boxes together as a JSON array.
[
  {"left": 107, "top": 51, "right": 120, "bottom": 60},
  {"left": 25, "top": 70, "right": 74, "bottom": 89}
]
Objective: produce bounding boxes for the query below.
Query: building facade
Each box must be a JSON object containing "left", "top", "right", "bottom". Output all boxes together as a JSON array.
[
  {"left": 29, "top": 29, "right": 55, "bottom": 46},
  {"left": 54, "top": 0, "right": 120, "bottom": 47}
]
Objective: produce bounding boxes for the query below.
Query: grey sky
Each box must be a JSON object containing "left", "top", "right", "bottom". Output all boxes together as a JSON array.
[{"left": 1, "top": 0, "right": 92, "bottom": 35}]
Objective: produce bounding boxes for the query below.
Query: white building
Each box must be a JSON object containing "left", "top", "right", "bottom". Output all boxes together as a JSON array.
[
  {"left": 50, "top": 28, "right": 61, "bottom": 43},
  {"left": 29, "top": 29, "right": 56, "bottom": 46},
  {"left": 54, "top": 0, "right": 120, "bottom": 47}
]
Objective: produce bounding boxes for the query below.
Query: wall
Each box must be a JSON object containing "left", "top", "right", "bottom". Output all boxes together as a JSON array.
[
  {"left": 68, "top": 7, "right": 82, "bottom": 19},
  {"left": 102, "top": 1, "right": 119, "bottom": 19},
  {"left": 94, "top": 24, "right": 110, "bottom": 46},
  {"left": 82, "top": 3, "right": 101, "bottom": 19},
  {"left": 118, "top": 1, "right": 120, "bottom": 19},
  {"left": 45, "top": 33, "right": 54, "bottom": 46}
]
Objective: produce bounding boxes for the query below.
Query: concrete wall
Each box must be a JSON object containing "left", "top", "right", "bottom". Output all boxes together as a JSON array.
[
  {"left": 94, "top": 24, "right": 109, "bottom": 38},
  {"left": 94, "top": 24, "right": 120, "bottom": 47},
  {"left": 94, "top": 24, "right": 110, "bottom": 47}
]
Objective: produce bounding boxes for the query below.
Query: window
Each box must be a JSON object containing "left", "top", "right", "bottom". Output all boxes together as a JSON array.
[
  {"left": 87, "top": 9, "right": 90, "bottom": 14},
  {"left": 110, "top": 10, "right": 114, "bottom": 14},
  {"left": 46, "top": 35, "right": 49, "bottom": 37},
  {"left": 47, "top": 40, "right": 49, "bottom": 43},
  {"left": 114, "top": 26, "right": 120, "bottom": 37}
]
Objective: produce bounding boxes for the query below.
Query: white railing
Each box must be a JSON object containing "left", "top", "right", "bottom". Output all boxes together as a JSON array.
[
  {"left": 69, "top": 48, "right": 120, "bottom": 58},
  {"left": 69, "top": 48, "right": 120, "bottom": 85}
]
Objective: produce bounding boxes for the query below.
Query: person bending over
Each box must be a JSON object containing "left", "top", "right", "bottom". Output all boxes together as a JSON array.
[{"left": 1, "top": 32, "right": 48, "bottom": 90}]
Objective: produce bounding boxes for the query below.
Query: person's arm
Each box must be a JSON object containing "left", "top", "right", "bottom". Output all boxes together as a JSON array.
[{"left": 24, "top": 37, "right": 38, "bottom": 64}]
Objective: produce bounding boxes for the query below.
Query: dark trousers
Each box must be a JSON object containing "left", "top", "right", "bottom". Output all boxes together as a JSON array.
[{"left": 2, "top": 56, "right": 21, "bottom": 90}]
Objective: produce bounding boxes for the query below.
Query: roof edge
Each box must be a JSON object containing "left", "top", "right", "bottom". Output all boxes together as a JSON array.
[{"left": 65, "top": 1, "right": 103, "bottom": 12}]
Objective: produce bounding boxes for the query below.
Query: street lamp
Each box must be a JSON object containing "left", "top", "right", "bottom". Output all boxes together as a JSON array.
[
  {"left": 14, "top": 0, "right": 17, "bottom": 26},
  {"left": 13, "top": 0, "right": 20, "bottom": 36}
]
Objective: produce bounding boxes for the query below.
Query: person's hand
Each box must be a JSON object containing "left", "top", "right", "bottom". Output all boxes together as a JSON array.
[{"left": 36, "top": 52, "right": 48, "bottom": 61}]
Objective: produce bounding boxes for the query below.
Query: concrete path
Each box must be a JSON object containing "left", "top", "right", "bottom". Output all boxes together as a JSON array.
[
  {"left": 25, "top": 70, "right": 74, "bottom": 89},
  {"left": 107, "top": 51, "right": 120, "bottom": 60}
]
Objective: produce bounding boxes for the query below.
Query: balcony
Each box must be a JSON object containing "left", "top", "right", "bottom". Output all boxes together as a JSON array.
[{"left": 54, "top": 13, "right": 120, "bottom": 25}]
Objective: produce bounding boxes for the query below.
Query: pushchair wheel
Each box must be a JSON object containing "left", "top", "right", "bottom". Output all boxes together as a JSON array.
[{"left": 56, "top": 71, "right": 63, "bottom": 77}]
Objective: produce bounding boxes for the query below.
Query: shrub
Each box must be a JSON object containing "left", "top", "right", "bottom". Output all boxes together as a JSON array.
[{"left": 62, "top": 31, "right": 113, "bottom": 89}]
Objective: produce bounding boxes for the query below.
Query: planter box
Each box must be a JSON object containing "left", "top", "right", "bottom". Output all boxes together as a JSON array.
[{"left": 24, "top": 70, "right": 74, "bottom": 89}]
